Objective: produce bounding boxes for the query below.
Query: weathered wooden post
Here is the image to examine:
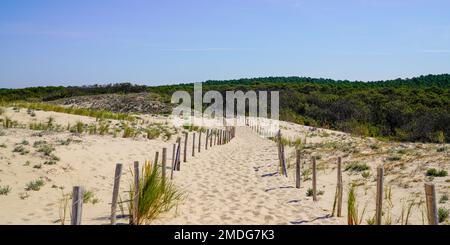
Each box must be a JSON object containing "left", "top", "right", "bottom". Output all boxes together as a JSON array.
[
  {"left": 71, "top": 186, "right": 84, "bottom": 225},
  {"left": 198, "top": 130, "right": 202, "bottom": 153},
  {"left": 295, "top": 149, "right": 301, "bottom": 189},
  {"left": 183, "top": 132, "right": 188, "bottom": 163},
  {"left": 375, "top": 166, "right": 384, "bottom": 225},
  {"left": 276, "top": 130, "right": 282, "bottom": 174},
  {"left": 171, "top": 144, "right": 175, "bottom": 179},
  {"left": 312, "top": 157, "right": 317, "bottom": 201},
  {"left": 111, "top": 163, "right": 123, "bottom": 225},
  {"left": 205, "top": 129, "right": 209, "bottom": 150},
  {"left": 154, "top": 151, "right": 159, "bottom": 167},
  {"left": 214, "top": 129, "right": 217, "bottom": 145},
  {"left": 132, "top": 161, "right": 140, "bottom": 225},
  {"left": 192, "top": 132, "right": 196, "bottom": 157},
  {"left": 280, "top": 142, "right": 287, "bottom": 177},
  {"left": 425, "top": 183, "right": 439, "bottom": 225},
  {"left": 175, "top": 137, "right": 181, "bottom": 171},
  {"left": 210, "top": 130, "right": 213, "bottom": 147},
  {"left": 337, "top": 157, "right": 343, "bottom": 217},
  {"left": 162, "top": 148, "right": 167, "bottom": 180}
]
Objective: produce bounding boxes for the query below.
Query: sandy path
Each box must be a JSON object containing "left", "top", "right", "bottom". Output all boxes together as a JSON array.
[{"left": 155, "top": 127, "right": 342, "bottom": 225}]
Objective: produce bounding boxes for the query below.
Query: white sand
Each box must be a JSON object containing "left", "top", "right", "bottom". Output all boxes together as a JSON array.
[{"left": 0, "top": 108, "right": 449, "bottom": 225}]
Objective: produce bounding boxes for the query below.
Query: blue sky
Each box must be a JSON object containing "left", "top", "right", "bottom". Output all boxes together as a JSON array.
[{"left": 1, "top": 0, "right": 450, "bottom": 88}]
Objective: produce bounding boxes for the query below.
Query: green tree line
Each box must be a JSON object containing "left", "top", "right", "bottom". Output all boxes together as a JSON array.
[{"left": 1, "top": 74, "right": 449, "bottom": 143}]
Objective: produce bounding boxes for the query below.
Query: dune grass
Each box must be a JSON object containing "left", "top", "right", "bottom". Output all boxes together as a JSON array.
[
  {"left": 347, "top": 184, "right": 366, "bottom": 225},
  {"left": 8, "top": 102, "right": 135, "bottom": 121},
  {"left": 129, "top": 160, "right": 183, "bottom": 225}
]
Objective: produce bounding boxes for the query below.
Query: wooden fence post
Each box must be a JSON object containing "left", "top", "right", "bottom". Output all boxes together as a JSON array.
[
  {"left": 154, "top": 151, "right": 159, "bottom": 167},
  {"left": 210, "top": 130, "right": 213, "bottom": 147},
  {"left": 219, "top": 130, "right": 222, "bottom": 145},
  {"left": 214, "top": 129, "right": 217, "bottom": 145},
  {"left": 280, "top": 142, "right": 287, "bottom": 177},
  {"left": 295, "top": 149, "right": 301, "bottom": 189},
  {"left": 71, "top": 186, "right": 84, "bottom": 225},
  {"left": 162, "top": 148, "right": 167, "bottom": 180},
  {"left": 205, "top": 129, "right": 209, "bottom": 150},
  {"left": 198, "top": 131, "right": 202, "bottom": 153},
  {"left": 425, "top": 183, "right": 439, "bottom": 225},
  {"left": 175, "top": 137, "right": 181, "bottom": 171},
  {"left": 111, "top": 163, "right": 123, "bottom": 225},
  {"left": 192, "top": 132, "right": 196, "bottom": 157},
  {"left": 133, "top": 161, "right": 140, "bottom": 225},
  {"left": 276, "top": 130, "right": 282, "bottom": 174},
  {"left": 183, "top": 132, "right": 188, "bottom": 163},
  {"left": 337, "top": 157, "right": 343, "bottom": 217},
  {"left": 375, "top": 166, "right": 384, "bottom": 225},
  {"left": 312, "top": 157, "right": 317, "bottom": 201},
  {"left": 171, "top": 144, "right": 176, "bottom": 179}
]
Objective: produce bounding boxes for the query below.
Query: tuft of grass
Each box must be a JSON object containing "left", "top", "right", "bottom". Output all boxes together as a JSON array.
[
  {"left": 25, "top": 179, "right": 45, "bottom": 191},
  {"left": 122, "top": 124, "right": 135, "bottom": 138},
  {"left": 361, "top": 171, "right": 371, "bottom": 179},
  {"left": 306, "top": 188, "right": 324, "bottom": 197},
  {"left": 0, "top": 143, "right": 6, "bottom": 148},
  {"left": 347, "top": 185, "right": 366, "bottom": 225},
  {"left": 58, "top": 191, "right": 71, "bottom": 225},
  {"left": 426, "top": 168, "right": 448, "bottom": 177},
  {"left": 83, "top": 190, "right": 95, "bottom": 203},
  {"left": 37, "top": 144, "right": 55, "bottom": 156},
  {"left": 75, "top": 121, "right": 84, "bottom": 134},
  {"left": 0, "top": 185, "right": 12, "bottom": 195},
  {"left": 99, "top": 122, "right": 110, "bottom": 135},
  {"left": 13, "top": 145, "right": 29, "bottom": 155},
  {"left": 146, "top": 127, "right": 161, "bottom": 140},
  {"left": 44, "top": 160, "right": 57, "bottom": 165},
  {"left": 386, "top": 155, "right": 401, "bottom": 161},
  {"left": 437, "top": 147, "right": 448, "bottom": 152},
  {"left": 439, "top": 194, "right": 449, "bottom": 204},
  {"left": 301, "top": 168, "right": 312, "bottom": 181},
  {"left": 33, "top": 140, "right": 48, "bottom": 148},
  {"left": 129, "top": 160, "right": 183, "bottom": 225},
  {"left": 344, "top": 162, "right": 370, "bottom": 173},
  {"left": 438, "top": 208, "right": 449, "bottom": 223}
]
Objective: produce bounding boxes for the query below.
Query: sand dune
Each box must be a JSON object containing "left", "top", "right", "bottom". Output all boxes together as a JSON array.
[{"left": 0, "top": 108, "right": 449, "bottom": 225}]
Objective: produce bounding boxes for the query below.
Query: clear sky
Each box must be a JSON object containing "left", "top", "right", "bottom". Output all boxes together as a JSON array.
[{"left": 1, "top": 0, "right": 450, "bottom": 88}]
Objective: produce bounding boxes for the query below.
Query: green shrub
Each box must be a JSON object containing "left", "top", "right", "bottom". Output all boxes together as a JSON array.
[
  {"left": 75, "top": 121, "right": 84, "bottom": 134},
  {"left": 146, "top": 127, "right": 161, "bottom": 140},
  {"left": 437, "top": 147, "right": 448, "bottom": 153},
  {"left": 99, "top": 122, "right": 110, "bottom": 135},
  {"left": 438, "top": 208, "right": 449, "bottom": 223},
  {"left": 25, "top": 179, "right": 45, "bottom": 191},
  {"left": 37, "top": 144, "right": 55, "bottom": 156},
  {"left": 386, "top": 155, "right": 401, "bottom": 161},
  {"left": 13, "top": 145, "right": 29, "bottom": 155},
  {"left": 0, "top": 185, "right": 11, "bottom": 195},
  {"left": 361, "top": 171, "right": 371, "bottom": 179},
  {"left": 344, "top": 162, "right": 370, "bottom": 173},
  {"left": 426, "top": 168, "right": 448, "bottom": 177},
  {"left": 439, "top": 194, "right": 448, "bottom": 204},
  {"left": 123, "top": 125, "right": 135, "bottom": 138},
  {"left": 306, "top": 188, "right": 324, "bottom": 197}
]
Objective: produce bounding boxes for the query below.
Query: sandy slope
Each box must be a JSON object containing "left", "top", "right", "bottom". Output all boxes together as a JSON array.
[{"left": 0, "top": 108, "right": 449, "bottom": 225}]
